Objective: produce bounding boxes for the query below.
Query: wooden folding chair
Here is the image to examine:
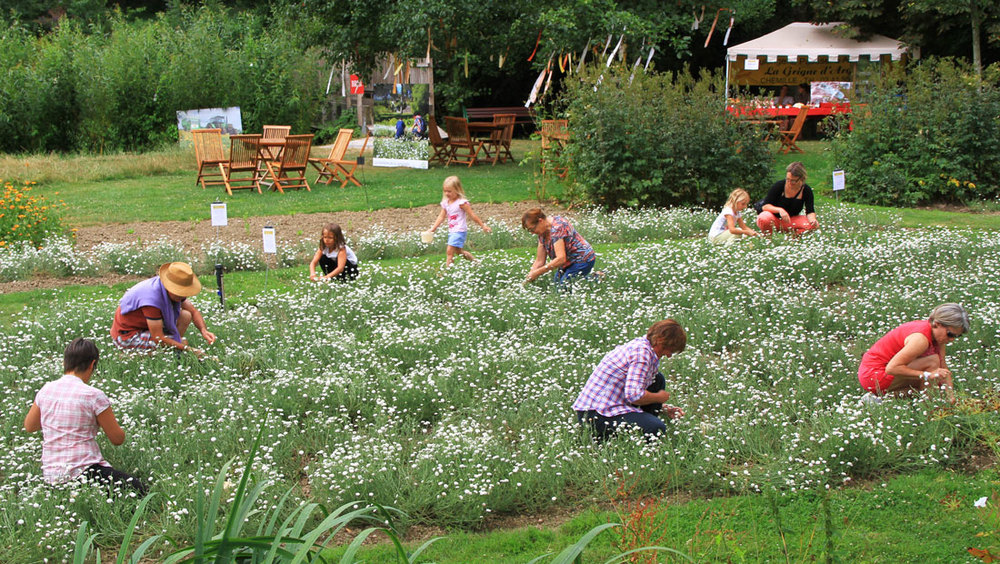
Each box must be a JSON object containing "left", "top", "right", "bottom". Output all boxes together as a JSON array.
[
  {"left": 259, "top": 125, "right": 291, "bottom": 166},
  {"left": 779, "top": 107, "right": 808, "bottom": 154},
  {"left": 192, "top": 128, "right": 226, "bottom": 190},
  {"left": 309, "top": 129, "right": 369, "bottom": 188},
  {"left": 309, "top": 129, "right": 352, "bottom": 186},
  {"left": 263, "top": 125, "right": 291, "bottom": 139},
  {"left": 427, "top": 116, "right": 452, "bottom": 165},
  {"left": 444, "top": 117, "right": 482, "bottom": 167},
  {"left": 493, "top": 114, "right": 516, "bottom": 164},
  {"left": 262, "top": 134, "right": 312, "bottom": 193},
  {"left": 540, "top": 119, "right": 569, "bottom": 177},
  {"left": 220, "top": 134, "right": 262, "bottom": 195}
]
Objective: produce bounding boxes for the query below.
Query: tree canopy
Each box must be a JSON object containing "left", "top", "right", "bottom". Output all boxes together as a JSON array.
[
  {"left": 4, "top": 0, "right": 997, "bottom": 113},
  {"left": 797, "top": 0, "right": 1000, "bottom": 74}
]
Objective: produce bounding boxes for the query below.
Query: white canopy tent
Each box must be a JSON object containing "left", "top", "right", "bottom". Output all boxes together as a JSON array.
[{"left": 725, "top": 22, "right": 912, "bottom": 97}]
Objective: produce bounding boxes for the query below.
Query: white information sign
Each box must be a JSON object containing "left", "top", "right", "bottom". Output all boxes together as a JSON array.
[
  {"left": 211, "top": 202, "right": 228, "bottom": 226},
  {"left": 832, "top": 169, "right": 846, "bottom": 192},
  {"left": 744, "top": 58, "right": 759, "bottom": 71},
  {"left": 262, "top": 226, "right": 277, "bottom": 254}
]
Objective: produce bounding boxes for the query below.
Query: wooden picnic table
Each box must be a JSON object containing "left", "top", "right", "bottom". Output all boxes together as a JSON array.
[
  {"left": 466, "top": 122, "right": 505, "bottom": 165},
  {"left": 253, "top": 138, "right": 284, "bottom": 190}
]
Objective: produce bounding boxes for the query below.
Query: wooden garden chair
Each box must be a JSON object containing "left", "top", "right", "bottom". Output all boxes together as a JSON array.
[
  {"left": 261, "top": 125, "right": 292, "bottom": 148},
  {"left": 220, "top": 134, "right": 262, "bottom": 195},
  {"left": 427, "top": 116, "right": 452, "bottom": 165},
  {"left": 262, "top": 134, "right": 313, "bottom": 193},
  {"left": 309, "top": 128, "right": 352, "bottom": 186},
  {"left": 444, "top": 117, "right": 482, "bottom": 167},
  {"left": 493, "top": 113, "right": 517, "bottom": 164},
  {"left": 260, "top": 125, "right": 291, "bottom": 161},
  {"left": 778, "top": 107, "right": 809, "bottom": 154},
  {"left": 192, "top": 128, "right": 226, "bottom": 190},
  {"left": 540, "top": 119, "right": 569, "bottom": 177},
  {"left": 263, "top": 125, "right": 291, "bottom": 139},
  {"left": 309, "top": 129, "right": 369, "bottom": 188}
]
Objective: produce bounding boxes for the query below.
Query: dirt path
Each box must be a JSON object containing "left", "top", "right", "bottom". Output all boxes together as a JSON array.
[{"left": 2, "top": 201, "right": 570, "bottom": 294}]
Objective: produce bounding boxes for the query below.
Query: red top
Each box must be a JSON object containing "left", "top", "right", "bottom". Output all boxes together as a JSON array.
[
  {"left": 860, "top": 320, "right": 940, "bottom": 370},
  {"left": 111, "top": 305, "right": 162, "bottom": 338}
]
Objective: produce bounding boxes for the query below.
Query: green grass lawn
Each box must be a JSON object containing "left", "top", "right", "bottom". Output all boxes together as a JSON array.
[
  {"left": 325, "top": 468, "right": 997, "bottom": 563},
  {"left": 29, "top": 140, "right": 558, "bottom": 226},
  {"left": 776, "top": 142, "right": 1000, "bottom": 229},
  {"left": 12, "top": 139, "right": 996, "bottom": 230}
]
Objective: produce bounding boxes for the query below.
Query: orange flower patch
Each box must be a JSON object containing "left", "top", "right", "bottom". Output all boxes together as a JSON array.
[{"left": 0, "top": 180, "right": 66, "bottom": 247}]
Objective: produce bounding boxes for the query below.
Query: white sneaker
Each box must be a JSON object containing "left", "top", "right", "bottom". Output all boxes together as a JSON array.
[{"left": 860, "top": 392, "right": 882, "bottom": 406}]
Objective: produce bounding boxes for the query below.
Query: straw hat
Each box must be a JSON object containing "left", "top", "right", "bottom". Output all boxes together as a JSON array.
[{"left": 157, "top": 262, "right": 202, "bottom": 297}]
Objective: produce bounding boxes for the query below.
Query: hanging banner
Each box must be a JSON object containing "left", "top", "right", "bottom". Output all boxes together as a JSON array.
[
  {"left": 527, "top": 29, "right": 542, "bottom": 61},
  {"left": 729, "top": 58, "right": 853, "bottom": 86},
  {"left": 577, "top": 38, "right": 590, "bottom": 73},
  {"left": 525, "top": 67, "right": 547, "bottom": 107}
]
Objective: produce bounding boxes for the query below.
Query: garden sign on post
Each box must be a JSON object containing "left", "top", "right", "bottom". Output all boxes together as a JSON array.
[
  {"left": 832, "top": 169, "right": 845, "bottom": 200},
  {"left": 211, "top": 201, "right": 228, "bottom": 305},
  {"left": 211, "top": 201, "right": 227, "bottom": 240},
  {"left": 262, "top": 225, "right": 276, "bottom": 290}
]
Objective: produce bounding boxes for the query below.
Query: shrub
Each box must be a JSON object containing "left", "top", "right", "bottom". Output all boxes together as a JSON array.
[
  {"left": 560, "top": 66, "right": 773, "bottom": 210},
  {"left": 830, "top": 58, "right": 1000, "bottom": 206},
  {"left": 0, "top": 7, "right": 326, "bottom": 153},
  {"left": 314, "top": 108, "right": 360, "bottom": 144},
  {"left": 0, "top": 180, "right": 66, "bottom": 248}
]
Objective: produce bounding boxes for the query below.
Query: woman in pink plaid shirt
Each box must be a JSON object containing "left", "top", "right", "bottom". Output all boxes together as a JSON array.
[
  {"left": 23, "top": 338, "right": 147, "bottom": 495},
  {"left": 572, "top": 320, "right": 686, "bottom": 441}
]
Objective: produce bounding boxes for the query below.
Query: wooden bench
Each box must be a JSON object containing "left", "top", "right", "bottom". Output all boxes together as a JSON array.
[{"left": 463, "top": 106, "right": 535, "bottom": 126}]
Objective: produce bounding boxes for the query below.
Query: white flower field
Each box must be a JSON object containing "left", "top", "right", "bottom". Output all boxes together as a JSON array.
[{"left": 1, "top": 204, "right": 998, "bottom": 559}]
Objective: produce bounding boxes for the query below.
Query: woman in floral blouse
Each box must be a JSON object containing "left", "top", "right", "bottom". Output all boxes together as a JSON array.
[{"left": 521, "top": 209, "right": 598, "bottom": 285}]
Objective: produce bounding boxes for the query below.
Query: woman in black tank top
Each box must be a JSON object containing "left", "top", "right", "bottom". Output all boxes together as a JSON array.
[{"left": 755, "top": 162, "right": 819, "bottom": 235}]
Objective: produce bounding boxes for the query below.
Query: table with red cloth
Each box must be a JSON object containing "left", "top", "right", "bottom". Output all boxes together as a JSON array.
[
  {"left": 726, "top": 103, "right": 855, "bottom": 119},
  {"left": 728, "top": 103, "right": 858, "bottom": 137}
]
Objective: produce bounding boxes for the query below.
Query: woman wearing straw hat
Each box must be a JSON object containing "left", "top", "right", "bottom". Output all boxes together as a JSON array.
[{"left": 110, "top": 262, "right": 216, "bottom": 355}]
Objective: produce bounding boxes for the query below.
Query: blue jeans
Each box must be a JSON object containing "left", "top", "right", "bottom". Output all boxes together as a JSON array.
[
  {"left": 575, "top": 373, "right": 667, "bottom": 441},
  {"left": 554, "top": 258, "right": 595, "bottom": 285}
]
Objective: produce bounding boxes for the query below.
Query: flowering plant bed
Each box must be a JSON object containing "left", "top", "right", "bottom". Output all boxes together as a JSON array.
[
  {"left": 371, "top": 128, "right": 429, "bottom": 169},
  {"left": 2, "top": 210, "right": 998, "bottom": 559}
]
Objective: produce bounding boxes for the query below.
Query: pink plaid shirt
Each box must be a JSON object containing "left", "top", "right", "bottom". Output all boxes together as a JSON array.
[
  {"left": 35, "top": 375, "right": 111, "bottom": 483},
  {"left": 572, "top": 337, "right": 660, "bottom": 417}
]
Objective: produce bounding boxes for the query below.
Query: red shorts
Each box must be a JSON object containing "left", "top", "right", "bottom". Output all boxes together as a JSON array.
[
  {"left": 858, "top": 364, "right": 893, "bottom": 394},
  {"left": 756, "top": 212, "right": 816, "bottom": 235}
]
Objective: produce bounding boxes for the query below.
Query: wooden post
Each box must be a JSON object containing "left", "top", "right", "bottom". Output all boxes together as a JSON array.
[
  {"left": 357, "top": 93, "right": 364, "bottom": 130},
  {"left": 428, "top": 56, "right": 436, "bottom": 120}
]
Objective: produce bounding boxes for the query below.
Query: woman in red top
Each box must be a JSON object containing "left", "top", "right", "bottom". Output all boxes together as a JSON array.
[{"left": 858, "top": 303, "right": 970, "bottom": 400}]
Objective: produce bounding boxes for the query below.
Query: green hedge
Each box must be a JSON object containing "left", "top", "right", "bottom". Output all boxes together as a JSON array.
[
  {"left": 560, "top": 66, "right": 773, "bottom": 209},
  {"left": 0, "top": 8, "right": 325, "bottom": 153},
  {"left": 829, "top": 58, "right": 1000, "bottom": 206}
]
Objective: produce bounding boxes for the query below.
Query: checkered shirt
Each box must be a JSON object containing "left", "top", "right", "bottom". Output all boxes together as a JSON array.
[
  {"left": 572, "top": 336, "right": 659, "bottom": 417},
  {"left": 34, "top": 375, "right": 111, "bottom": 483}
]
